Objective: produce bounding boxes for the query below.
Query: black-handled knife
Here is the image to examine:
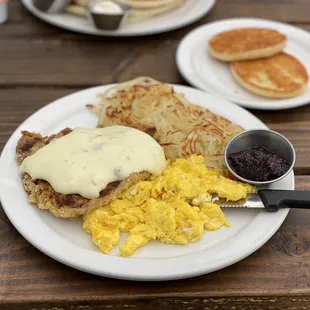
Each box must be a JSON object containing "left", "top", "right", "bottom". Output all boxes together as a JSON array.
[{"left": 215, "top": 189, "right": 310, "bottom": 211}]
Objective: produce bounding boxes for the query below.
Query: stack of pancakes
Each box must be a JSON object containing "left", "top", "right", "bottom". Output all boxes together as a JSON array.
[
  {"left": 66, "top": 0, "right": 185, "bottom": 23},
  {"left": 208, "top": 28, "right": 309, "bottom": 99}
]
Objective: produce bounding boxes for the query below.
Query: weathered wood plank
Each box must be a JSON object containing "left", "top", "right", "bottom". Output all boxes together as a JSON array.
[
  {"left": 2, "top": 297, "right": 310, "bottom": 310},
  {"left": 0, "top": 37, "right": 179, "bottom": 86},
  {"left": 2, "top": 1, "right": 310, "bottom": 87}
]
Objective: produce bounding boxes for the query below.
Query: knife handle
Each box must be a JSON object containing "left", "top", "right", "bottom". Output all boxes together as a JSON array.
[{"left": 258, "top": 189, "right": 310, "bottom": 211}]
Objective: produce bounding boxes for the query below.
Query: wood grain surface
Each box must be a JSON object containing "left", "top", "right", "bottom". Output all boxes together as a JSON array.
[{"left": 1, "top": 0, "right": 310, "bottom": 309}]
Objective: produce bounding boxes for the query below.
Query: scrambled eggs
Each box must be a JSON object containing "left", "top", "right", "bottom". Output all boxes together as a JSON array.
[{"left": 83, "top": 155, "right": 255, "bottom": 256}]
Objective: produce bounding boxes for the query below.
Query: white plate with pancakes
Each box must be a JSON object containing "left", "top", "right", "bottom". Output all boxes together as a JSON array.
[
  {"left": 22, "top": 0, "right": 216, "bottom": 36},
  {"left": 0, "top": 84, "right": 294, "bottom": 281},
  {"left": 177, "top": 18, "right": 310, "bottom": 110}
]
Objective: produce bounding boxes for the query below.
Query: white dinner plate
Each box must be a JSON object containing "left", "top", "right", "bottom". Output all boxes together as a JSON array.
[
  {"left": 22, "top": 0, "right": 216, "bottom": 36},
  {"left": 177, "top": 18, "right": 310, "bottom": 110},
  {"left": 0, "top": 84, "right": 293, "bottom": 281}
]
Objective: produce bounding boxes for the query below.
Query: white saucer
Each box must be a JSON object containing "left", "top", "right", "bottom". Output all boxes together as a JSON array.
[
  {"left": 177, "top": 18, "right": 310, "bottom": 110},
  {"left": 22, "top": 0, "right": 216, "bottom": 36}
]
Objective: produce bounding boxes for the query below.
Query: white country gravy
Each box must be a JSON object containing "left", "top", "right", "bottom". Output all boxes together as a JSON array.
[
  {"left": 90, "top": 1, "right": 123, "bottom": 14},
  {"left": 19, "top": 126, "right": 166, "bottom": 199}
]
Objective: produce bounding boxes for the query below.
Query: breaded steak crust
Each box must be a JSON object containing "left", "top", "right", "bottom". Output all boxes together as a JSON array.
[{"left": 16, "top": 128, "right": 150, "bottom": 218}]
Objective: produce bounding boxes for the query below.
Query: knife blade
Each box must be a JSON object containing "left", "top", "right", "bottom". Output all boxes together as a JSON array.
[
  {"left": 213, "top": 193, "right": 264, "bottom": 209},
  {"left": 213, "top": 189, "right": 310, "bottom": 211}
]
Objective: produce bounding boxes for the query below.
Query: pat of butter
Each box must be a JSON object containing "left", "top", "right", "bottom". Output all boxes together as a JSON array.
[
  {"left": 91, "top": 1, "right": 123, "bottom": 14},
  {"left": 20, "top": 126, "right": 166, "bottom": 199}
]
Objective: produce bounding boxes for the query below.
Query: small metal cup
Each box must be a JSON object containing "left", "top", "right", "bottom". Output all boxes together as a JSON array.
[
  {"left": 224, "top": 129, "right": 296, "bottom": 185},
  {"left": 87, "top": 1, "right": 131, "bottom": 31},
  {"left": 32, "top": 0, "right": 71, "bottom": 13}
]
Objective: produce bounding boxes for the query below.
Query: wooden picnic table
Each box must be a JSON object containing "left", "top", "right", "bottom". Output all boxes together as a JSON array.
[{"left": 1, "top": 0, "right": 310, "bottom": 309}]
